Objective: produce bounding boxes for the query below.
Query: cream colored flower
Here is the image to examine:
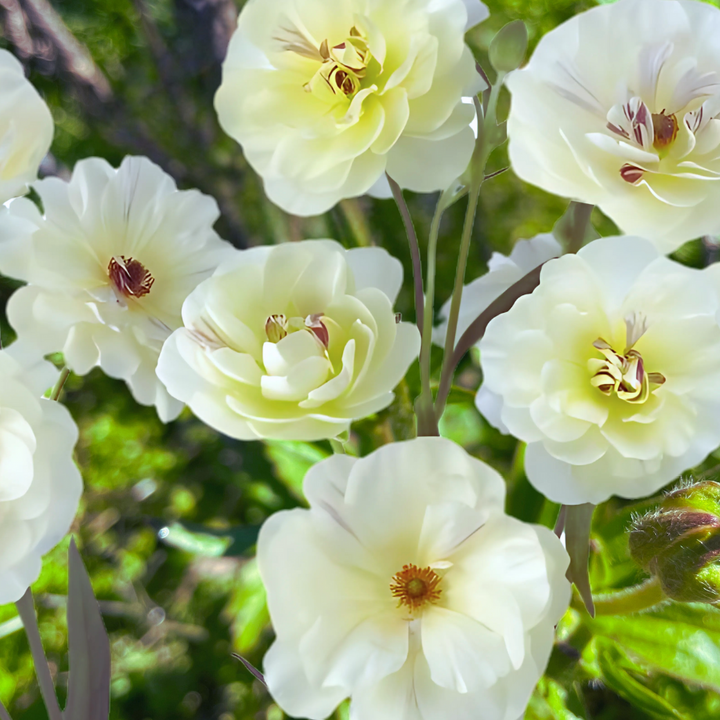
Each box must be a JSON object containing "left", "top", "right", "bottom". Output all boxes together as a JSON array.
[
  {"left": 0, "top": 50, "right": 53, "bottom": 204},
  {"left": 0, "top": 156, "right": 233, "bottom": 422},
  {"left": 157, "top": 240, "right": 420, "bottom": 441},
  {"left": 507, "top": 0, "right": 720, "bottom": 253},
  {"left": 258, "top": 437, "right": 570, "bottom": 720},
  {"left": 0, "top": 347, "right": 81, "bottom": 604},
  {"left": 480, "top": 236, "right": 720, "bottom": 505},
  {"left": 433, "top": 234, "right": 561, "bottom": 434},
  {"left": 214, "top": 0, "right": 488, "bottom": 215}
]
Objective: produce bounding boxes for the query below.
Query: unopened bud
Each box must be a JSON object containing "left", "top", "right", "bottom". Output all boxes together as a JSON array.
[
  {"left": 629, "top": 481, "right": 720, "bottom": 604},
  {"left": 489, "top": 20, "right": 528, "bottom": 74}
]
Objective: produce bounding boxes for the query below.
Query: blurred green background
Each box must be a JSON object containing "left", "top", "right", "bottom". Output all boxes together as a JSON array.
[{"left": 2, "top": 0, "right": 720, "bottom": 718}]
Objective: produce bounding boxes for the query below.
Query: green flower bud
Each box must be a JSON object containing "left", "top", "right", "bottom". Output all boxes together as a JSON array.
[
  {"left": 489, "top": 20, "right": 528, "bottom": 74},
  {"left": 629, "top": 481, "right": 720, "bottom": 604}
]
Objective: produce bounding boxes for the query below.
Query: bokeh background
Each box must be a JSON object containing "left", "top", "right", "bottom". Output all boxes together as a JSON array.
[{"left": 2, "top": 0, "right": 720, "bottom": 718}]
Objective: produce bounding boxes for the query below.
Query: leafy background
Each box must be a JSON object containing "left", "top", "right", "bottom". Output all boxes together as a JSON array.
[{"left": 1, "top": 0, "right": 720, "bottom": 718}]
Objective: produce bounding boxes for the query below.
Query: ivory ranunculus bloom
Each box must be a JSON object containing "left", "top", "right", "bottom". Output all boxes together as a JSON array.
[
  {"left": 507, "top": 0, "right": 720, "bottom": 253},
  {"left": 157, "top": 240, "right": 420, "bottom": 441},
  {"left": 0, "top": 348, "right": 81, "bottom": 605},
  {"left": 433, "top": 234, "right": 561, "bottom": 434},
  {"left": 0, "top": 50, "right": 53, "bottom": 204},
  {"left": 214, "top": 0, "right": 488, "bottom": 215},
  {"left": 480, "top": 236, "right": 720, "bottom": 506},
  {"left": 0, "top": 156, "right": 233, "bottom": 422},
  {"left": 258, "top": 437, "right": 570, "bottom": 720}
]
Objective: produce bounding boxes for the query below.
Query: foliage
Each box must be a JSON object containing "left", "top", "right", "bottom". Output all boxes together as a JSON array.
[{"left": 1, "top": 0, "right": 720, "bottom": 719}]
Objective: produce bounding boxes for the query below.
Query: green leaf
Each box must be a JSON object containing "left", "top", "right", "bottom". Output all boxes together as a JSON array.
[
  {"left": 595, "top": 639, "right": 687, "bottom": 719},
  {"left": 526, "top": 677, "right": 586, "bottom": 720},
  {"left": 226, "top": 559, "right": 270, "bottom": 655},
  {"left": 155, "top": 520, "right": 260, "bottom": 557},
  {"left": 65, "top": 539, "right": 111, "bottom": 720},
  {"left": 566, "top": 503, "right": 597, "bottom": 616},
  {"left": 590, "top": 603, "right": 720, "bottom": 692},
  {"left": 264, "top": 440, "right": 330, "bottom": 498}
]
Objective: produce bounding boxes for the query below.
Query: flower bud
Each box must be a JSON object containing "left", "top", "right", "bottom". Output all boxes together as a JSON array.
[
  {"left": 489, "top": 20, "right": 528, "bottom": 74},
  {"left": 629, "top": 481, "right": 720, "bottom": 603}
]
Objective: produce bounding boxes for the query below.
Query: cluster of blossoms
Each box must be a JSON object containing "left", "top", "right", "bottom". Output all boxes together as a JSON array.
[{"left": 5, "top": 0, "right": 720, "bottom": 717}]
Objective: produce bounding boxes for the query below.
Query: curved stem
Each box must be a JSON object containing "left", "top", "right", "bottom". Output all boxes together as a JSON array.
[
  {"left": 387, "top": 175, "right": 424, "bottom": 331},
  {"left": 15, "top": 590, "right": 63, "bottom": 720},
  {"left": 50, "top": 367, "right": 71, "bottom": 401},
  {"left": 577, "top": 577, "right": 666, "bottom": 616},
  {"left": 433, "top": 185, "right": 481, "bottom": 421}
]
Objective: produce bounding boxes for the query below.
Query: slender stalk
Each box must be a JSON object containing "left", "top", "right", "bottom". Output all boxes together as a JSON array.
[
  {"left": 434, "top": 184, "right": 482, "bottom": 421},
  {"left": 50, "top": 367, "right": 71, "bottom": 401},
  {"left": 0, "top": 699, "right": 13, "bottom": 720},
  {"left": 15, "top": 590, "right": 63, "bottom": 720},
  {"left": 576, "top": 577, "right": 666, "bottom": 616},
  {"left": 387, "top": 175, "right": 424, "bottom": 331}
]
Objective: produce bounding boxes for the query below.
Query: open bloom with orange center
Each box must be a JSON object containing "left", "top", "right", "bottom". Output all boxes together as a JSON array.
[
  {"left": 0, "top": 50, "right": 53, "bottom": 204},
  {"left": 214, "top": 0, "right": 488, "bottom": 215},
  {"left": 0, "top": 347, "right": 81, "bottom": 604},
  {"left": 258, "top": 437, "right": 570, "bottom": 720},
  {"left": 156, "top": 240, "right": 420, "bottom": 441},
  {"left": 507, "top": 0, "right": 720, "bottom": 253},
  {"left": 0, "top": 156, "right": 234, "bottom": 421},
  {"left": 480, "top": 236, "right": 720, "bottom": 506}
]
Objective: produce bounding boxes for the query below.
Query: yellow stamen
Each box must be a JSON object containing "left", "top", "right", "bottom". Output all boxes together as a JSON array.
[{"left": 390, "top": 564, "right": 442, "bottom": 613}]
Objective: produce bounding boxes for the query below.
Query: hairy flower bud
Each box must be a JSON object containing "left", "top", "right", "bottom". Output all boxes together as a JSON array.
[{"left": 629, "top": 481, "right": 720, "bottom": 604}]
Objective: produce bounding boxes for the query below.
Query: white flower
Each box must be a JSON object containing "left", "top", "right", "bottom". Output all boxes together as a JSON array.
[
  {"left": 433, "top": 234, "right": 561, "bottom": 434},
  {"left": 0, "top": 50, "right": 53, "bottom": 204},
  {"left": 258, "top": 437, "right": 570, "bottom": 720},
  {"left": 214, "top": 0, "right": 488, "bottom": 216},
  {"left": 157, "top": 240, "right": 420, "bottom": 441},
  {"left": 507, "top": 0, "right": 720, "bottom": 253},
  {"left": 0, "top": 347, "right": 81, "bottom": 604},
  {"left": 0, "top": 156, "right": 234, "bottom": 422},
  {"left": 480, "top": 235, "right": 720, "bottom": 506}
]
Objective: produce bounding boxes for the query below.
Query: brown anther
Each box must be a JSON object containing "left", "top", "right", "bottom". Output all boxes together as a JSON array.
[
  {"left": 390, "top": 564, "right": 442, "bottom": 612},
  {"left": 620, "top": 164, "right": 645, "bottom": 184},
  {"left": 305, "top": 313, "right": 330, "bottom": 349},
  {"left": 266, "top": 315, "right": 288, "bottom": 343},
  {"left": 652, "top": 112, "right": 679, "bottom": 150},
  {"left": 108, "top": 256, "right": 154, "bottom": 299}
]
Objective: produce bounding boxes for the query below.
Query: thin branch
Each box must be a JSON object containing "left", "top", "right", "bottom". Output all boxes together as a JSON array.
[
  {"left": 50, "top": 367, "right": 70, "bottom": 401},
  {"left": 387, "top": 175, "right": 424, "bottom": 329},
  {"left": 15, "top": 590, "right": 63, "bottom": 720}
]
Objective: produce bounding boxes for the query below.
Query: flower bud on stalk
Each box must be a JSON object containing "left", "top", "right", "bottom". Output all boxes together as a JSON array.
[{"left": 629, "top": 481, "right": 720, "bottom": 604}]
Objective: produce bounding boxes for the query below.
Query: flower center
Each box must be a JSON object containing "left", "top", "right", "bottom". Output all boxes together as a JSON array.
[
  {"left": 108, "top": 256, "right": 154, "bottom": 299},
  {"left": 304, "top": 27, "right": 372, "bottom": 101},
  {"left": 652, "top": 111, "right": 679, "bottom": 150},
  {"left": 265, "top": 313, "right": 329, "bottom": 349},
  {"left": 390, "top": 564, "right": 442, "bottom": 613},
  {"left": 587, "top": 316, "right": 665, "bottom": 404}
]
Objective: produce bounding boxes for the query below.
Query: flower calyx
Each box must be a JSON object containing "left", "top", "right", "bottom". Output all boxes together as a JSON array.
[{"left": 629, "top": 481, "right": 720, "bottom": 604}]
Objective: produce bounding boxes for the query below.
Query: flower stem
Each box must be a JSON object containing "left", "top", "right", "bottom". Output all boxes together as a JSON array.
[
  {"left": 50, "top": 367, "right": 71, "bottom": 402},
  {"left": 434, "top": 183, "right": 482, "bottom": 421},
  {"left": 581, "top": 577, "right": 666, "bottom": 616},
  {"left": 15, "top": 590, "right": 63, "bottom": 720}
]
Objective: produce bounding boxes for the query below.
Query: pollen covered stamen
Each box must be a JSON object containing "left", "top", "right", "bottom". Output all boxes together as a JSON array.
[
  {"left": 108, "top": 256, "right": 154, "bottom": 299},
  {"left": 652, "top": 111, "right": 679, "bottom": 150},
  {"left": 390, "top": 564, "right": 442, "bottom": 612},
  {"left": 303, "top": 26, "right": 372, "bottom": 100},
  {"left": 588, "top": 316, "right": 665, "bottom": 404},
  {"left": 265, "top": 313, "right": 330, "bottom": 349}
]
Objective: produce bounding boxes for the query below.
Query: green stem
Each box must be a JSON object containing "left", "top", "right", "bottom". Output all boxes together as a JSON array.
[
  {"left": 581, "top": 577, "right": 666, "bottom": 616},
  {"left": 434, "top": 184, "right": 482, "bottom": 421},
  {"left": 50, "top": 367, "right": 71, "bottom": 402},
  {"left": 15, "top": 590, "right": 63, "bottom": 720}
]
